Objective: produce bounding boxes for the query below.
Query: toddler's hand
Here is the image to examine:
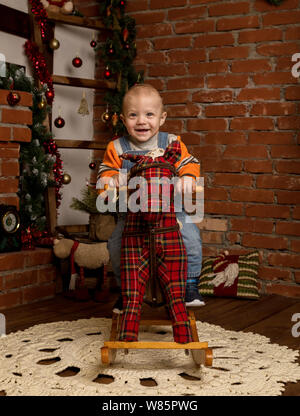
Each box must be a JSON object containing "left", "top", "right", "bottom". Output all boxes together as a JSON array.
[{"left": 175, "top": 176, "right": 196, "bottom": 194}]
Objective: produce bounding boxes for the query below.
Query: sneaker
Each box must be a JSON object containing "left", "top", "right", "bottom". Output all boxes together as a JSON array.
[
  {"left": 185, "top": 285, "right": 205, "bottom": 308},
  {"left": 112, "top": 294, "right": 123, "bottom": 314}
]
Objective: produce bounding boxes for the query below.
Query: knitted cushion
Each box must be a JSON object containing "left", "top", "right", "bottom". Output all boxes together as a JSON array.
[{"left": 198, "top": 251, "right": 259, "bottom": 299}]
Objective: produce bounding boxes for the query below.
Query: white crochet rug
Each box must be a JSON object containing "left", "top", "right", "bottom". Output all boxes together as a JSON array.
[{"left": 0, "top": 317, "right": 300, "bottom": 396}]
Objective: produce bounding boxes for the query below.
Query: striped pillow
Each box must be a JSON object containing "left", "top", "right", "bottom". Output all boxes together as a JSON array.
[{"left": 198, "top": 251, "right": 259, "bottom": 299}]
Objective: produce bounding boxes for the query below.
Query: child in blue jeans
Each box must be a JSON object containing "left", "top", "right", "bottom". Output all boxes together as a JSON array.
[{"left": 97, "top": 84, "right": 205, "bottom": 312}]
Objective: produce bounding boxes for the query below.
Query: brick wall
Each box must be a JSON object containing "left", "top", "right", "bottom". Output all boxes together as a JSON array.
[
  {"left": 0, "top": 89, "right": 57, "bottom": 310},
  {"left": 126, "top": 0, "right": 300, "bottom": 298},
  {"left": 75, "top": 1, "right": 300, "bottom": 298}
]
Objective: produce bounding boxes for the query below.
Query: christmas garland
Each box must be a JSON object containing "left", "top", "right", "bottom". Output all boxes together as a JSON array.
[
  {"left": 97, "top": 0, "right": 143, "bottom": 136},
  {"left": 0, "top": 65, "right": 63, "bottom": 234}
]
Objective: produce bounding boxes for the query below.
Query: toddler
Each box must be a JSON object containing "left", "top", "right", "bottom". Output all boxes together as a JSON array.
[{"left": 97, "top": 84, "right": 205, "bottom": 312}]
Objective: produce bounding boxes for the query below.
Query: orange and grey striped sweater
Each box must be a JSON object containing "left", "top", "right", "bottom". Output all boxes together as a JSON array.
[{"left": 96, "top": 133, "right": 200, "bottom": 186}]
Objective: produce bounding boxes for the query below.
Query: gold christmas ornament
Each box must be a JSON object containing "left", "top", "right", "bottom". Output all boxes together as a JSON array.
[
  {"left": 49, "top": 38, "right": 60, "bottom": 50},
  {"left": 38, "top": 97, "right": 47, "bottom": 109},
  {"left": 77, "top": 91, "right": 89, "bottom": 116},
  {"left": 101, "top": 105, "right": 110, "bottom": 123},
  {"left": 62, "top": 173, "right": 71, "bottom": 185},
  {"left": 112, "top": 112, "right": 118, "bottom": 127}
]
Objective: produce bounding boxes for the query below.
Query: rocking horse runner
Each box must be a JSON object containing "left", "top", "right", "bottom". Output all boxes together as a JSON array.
[{"left": 119, "top": 140, "right": 192, "bottom": 344}]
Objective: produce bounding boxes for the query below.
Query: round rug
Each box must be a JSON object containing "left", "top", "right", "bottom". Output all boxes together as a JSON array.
[{"left": 0, "top": 318, "right": 299, "bottom": 396}]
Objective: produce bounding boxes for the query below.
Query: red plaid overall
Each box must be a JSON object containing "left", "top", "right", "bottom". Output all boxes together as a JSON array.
[{"left": 118, "top": 140, "right": 192, "bottom": 344}]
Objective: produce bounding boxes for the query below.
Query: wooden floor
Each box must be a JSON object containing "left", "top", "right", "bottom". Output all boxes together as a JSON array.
[{"left": 2, "top": 291, "right": 300, "bottom": 396}]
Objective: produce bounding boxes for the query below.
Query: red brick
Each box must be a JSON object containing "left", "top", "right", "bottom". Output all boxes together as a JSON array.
[
  {"left": 193, "top": 90, "right": 233, "bottom": 103},
  {"left": 1, "top": 109, "right": 32, "bottom": 125},
  {"left": 276, "top": 222, "right": 300, "bottom": 236},
  {"left": 149, "top": 63, "right": 186, "bottom": 77},
  {"left": 127, "top": 0, "right": 148, "bottom": 12},
  {"left": 245, "top": 204, "right": 290, "bottom": 219},
  {"left": 237, "top": 88, "right": 281, "bottom": 101},
  {"left": 25, "top": 248, "right": 54, "bottom": 267},
  {"left": 5, "top": 270, "right": 38, "bottom": 290},
  {"left": 174, "top": 20, "right": 214, "bottom": 34},
  {"left": 277, "top": 191, "right": 300, "bottom": 205},
  {"left": 150, "top": 0, "right": 187, "bottom": 8},
  {"left": 166, "top": 103, "right": 200, "bottom": 118},
  {"left": 231, "top": 59, "right": 271, "bottom": 73},
  {"left": 167, "top": 77, "right": 204, "bottom": 90},
  {"left": 253, "top": 72, "right": 297, "bottom": 85},
  {"left": 293, "top": 207, "right": 300, "bottom": 220},
  {"left": 0, "top": 252, "right": 26, "bottom": 272},
  {"left": 207, "top": 74, "right": 248, "bottom": 88},
  {"left": 276, "top": 161, "right": 300, "bottom": 174},
  {"left": 223, "top": 145, "right": 268, "bottom": 159},
  {"left": 161, "top": 91, "right": 189, "bottom": 104},
  {"left": 291, "top": 240, "right": 300, "bottom": 253},
  {"left": 0, "top": 126, "right": 11, "bottom": 140},
  {"left": 167, "top": 49, "right": 206, "bottom": 63},
  {"left": 277, "top": 116, "right": 300, "bottom": 130},
  {"left": 213, "top": 173, "right": 252, "bottom": 187},
  {"left": 187, "top": 118, "right": 227, "bottom": 131},
  {"left": 38, "top": 266, "right": 56, "bottom": 284},
  {"left": 205, "top": 187, "right": 228, "bottom": 201},
  {"left": 194, "top": 33, "right": 234, "bottom": 47},
  {"left": 154, "top": 37, "right": 191, "bottom": 50},
  {"left": 268, "top": 252, "right": 300, "bottom": 269},
  {"left": 244, "top": 160, "right": 273, "bottom": 173},
  {"left": 1, "top": 160, "right": 19, "bottom": 176},
  {"left": 264, "top": 283, "right": 300, "bottom": 299},
  {"left": 209, "top": 2, "right": 249, "bottom": 16},
  {"left": 209, "top": 46, "right": 249, "bottom": 60},
  {"left": 181, "top": 132, "right": 202, "bottom": 145},
  {"left": 257, "top": 42, "right": 300, "bottom": 57},
  {"left": 271, "top": 145, "right": 300, "bottom": 159},
  {"left": 12, "top": 127, "right": 32, "bottom": 142},
  {"left": 238, "top": 28, "right": 282, "bottom": 43},
  {"left": 205, "top": 104, "right": 246, "bottom": 117},
  {"left": 0, "top": 178, "right": 19, "bottom": 193},
  {"left": 205, "top": 201, "right": 244, "bottom": 216},
  {"left": 231, "top": 218, "right": 274, "bottom": 234},
  {"left": 217, "top": 16, "right": 259, "bottom": 31},
  {"left": 0, "top": 196, "right": 19, "bottom": 208},
  {"left": 230, "top": 117, "right": 274, "bottom": 131},
  {"left": 203, "top": 159, "right": 243, "bottom": 172},
  {"left": 161, "top": 119, "right": 184, "bottom": 133},
  {"left": 202, "top": 231, "right": 223, "bottom": 244},
  {"left": 137, "top": 23, "right": 172, "bottom": 38},
  {"left": 168, "top": 6, "right": 205, "bottom": 20},
  {"left": 204, "top": 132, "right": 246, "bottom": 145},
  {"left": 0, "top": 291, "right": 22, "bottom": 311},
  {"left": 249, "top": 132, "right": 294, "bottom": 144},
  {"left": 22, "top": 283, "right": 56, "bottom": 304},
  {"left": 251, "top": 102, "right": 296, "bottom": 116},
  {"left": 254, "top": 0, "right": 299, "bottom": 12},
  {"left": 242, "top": 234, "right": 288, "bottom": 250},
  {"left": 189, "top": 62, "right": 227, "bottom": 75},
  {"left": 231, "top": 189, "right": 274, "bottom": 203},
  {"left": 263, "top": 11, "right": 300, "bottom": 26},
  {"left": 285, "top": 86, "right": 300, "bottom": 100},
  {"left": 258, "top": 266, "right": 291, "bottom": 282},
  {"left": 286, "top": 25, "right": 300, "bottom": 40},
  {"left": 196, "top": 218, "right": 228, "bottom": 232},
  {"left": 256, "top": 175, "right": 300, "bottom": 190}
]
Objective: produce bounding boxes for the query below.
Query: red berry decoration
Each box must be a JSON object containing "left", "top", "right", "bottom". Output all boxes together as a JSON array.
[
  {"left": 89, "top": 162, "right": 96, "bottom": 170},
  {"left": 7, "top": 91, "right": 21, "bottom": 106},
  {"left": 72, "top": 56, "right": 82, "bottom": 68},
  {"left": 90, "top": 40, "right": 97, "bottom": 48},
  {"left": 104, "top": 66, "right": 112, "bottom": 79},
  {"left": 54, "top": 116, "right": 65, "bottom": 128}
]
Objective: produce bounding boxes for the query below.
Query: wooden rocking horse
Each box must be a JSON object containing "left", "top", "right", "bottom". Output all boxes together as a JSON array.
[{"left": 100, "top": 140, "right": 213, "bottom": 367}]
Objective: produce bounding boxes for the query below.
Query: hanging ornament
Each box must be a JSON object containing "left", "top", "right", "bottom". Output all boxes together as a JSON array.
[
  {"left": 62, "top": 172, "right": 71, "bottom": 185},
  {"left": 119, "top": 0, "right": 126, "bottom": 9},
  {"left": 104, "top": 66, "right": 112, "bottom": 79},
  {"left": 77, "top": 90, "right": 89, "bottom": 116},
  {"left": 122, "top": 27, "right": 129, "bottom": 42},
  {"left": 45, "top": 88, "right": 54, "bottom": 103},
  {"left": 124, "top": 42, "right": 130, "bottom": 50},
  {"left": 38, "top": 96, "right": 47, "bottom": 110},
  {"left": 107, "top": 43, "right": 115, "bottom": 55},
  {"left": 90, "top": 33, "right": 97, "bottom": 48},
  {"left": 101, "top": 105, "right": 110, "bottom": 123},
  {"left": 89, "top": 162, "right": 96, "bottom": 170},
  {"left": 72, "top": 55, "right": 82, "bottom": 68},
  {"left": 49, "top": 38, "right": 60, "bottom": 50},
  {"left": 112, "top": 112, "right": 119, "bottom": 127},
  {"left": 6, "top": 91, "right": 21, "bottom": 106},
  {"left": 54, "top": 116, "right": 65, "bottom": 128}
]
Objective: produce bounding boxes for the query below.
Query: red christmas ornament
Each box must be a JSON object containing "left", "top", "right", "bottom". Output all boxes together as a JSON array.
[
  {"left": 108, "top": 44, "right": 115, "bottom": 55},
  {"left": 45, "top": 89, "right": 54, "bottom": 102},
  {"left": 124, "top": 42, "right": 130, "bottom": 50},
  {"left": 120, "top": 0, "right": 126, "bottom": 8},
  {"left": 104, "top": 66, "right": 112, "bottom": 79},
  {"left": 89, "top": 162, "right": 96, "bottom": 170},
  {"left": 72, "top": 56, "right": 82, "bottom": 68},
  {"left": 7, "top": 91, "right": 21, "bottom": 106},
  {"left": 54, "top": 116, "right": 65, "bottom": 128},
  {"left": 90, "top": 40, "right": 97, "bottom": 48}
]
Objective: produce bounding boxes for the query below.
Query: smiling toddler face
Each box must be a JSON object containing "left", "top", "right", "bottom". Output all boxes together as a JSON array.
[{"left": 121, "top": 85, "right": 167, "bottom": 143}]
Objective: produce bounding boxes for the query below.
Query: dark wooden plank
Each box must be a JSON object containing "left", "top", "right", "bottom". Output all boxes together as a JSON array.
[
  {"left": 55, "top": 139, "right": 107, "bottom": 150},
  {"left": 52, "top": 74, "right": 116, "bottom": 90},
  {"left": 46, "top": 10, "right": 108, "bottom": 31},
  {"left": 0, "top": 5, "right": 30, "bottom": 39}
]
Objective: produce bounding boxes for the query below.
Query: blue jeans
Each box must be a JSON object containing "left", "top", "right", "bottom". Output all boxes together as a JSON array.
[{"left": 107, "top": 211, "right": 202, "bottom": 287}]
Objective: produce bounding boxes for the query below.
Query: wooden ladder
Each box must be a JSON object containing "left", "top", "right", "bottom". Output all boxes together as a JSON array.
[{"left": 30, "top": 9, "right": 116, "bottom": 234}]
